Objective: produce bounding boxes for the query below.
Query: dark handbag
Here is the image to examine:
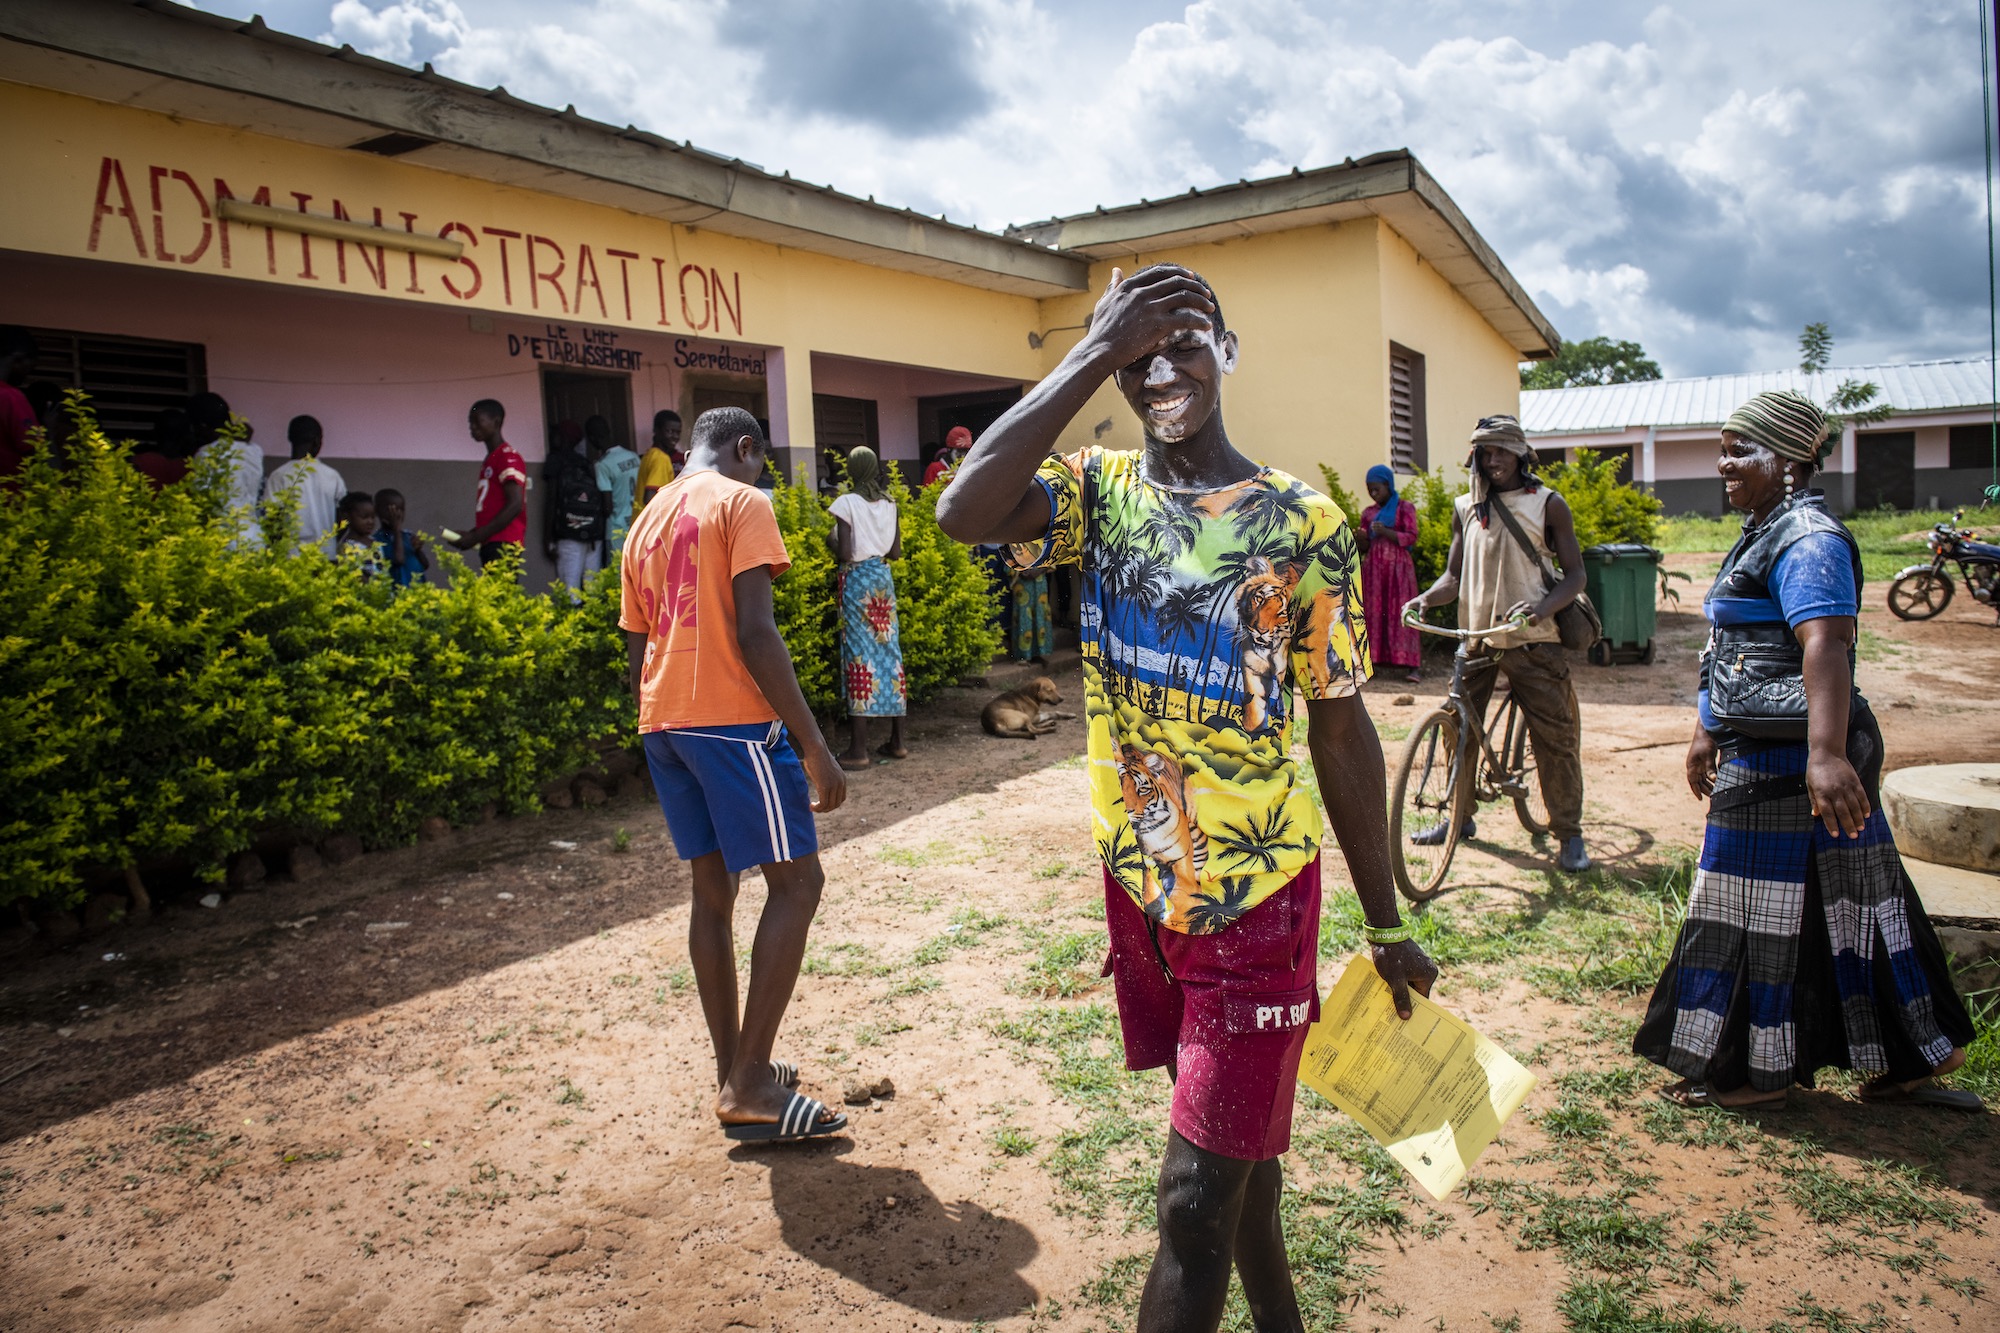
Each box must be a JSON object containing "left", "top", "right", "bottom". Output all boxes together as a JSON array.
[
  {"left": 1487, "top": 491, "right": 1603, "bottom": 651},
  {"left": 1704, "top": 630, "right": 1810, "bottom": 739}
]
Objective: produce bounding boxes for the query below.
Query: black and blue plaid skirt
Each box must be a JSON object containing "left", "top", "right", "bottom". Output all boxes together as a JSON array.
[{"left": 1634, "top": 713, "right": 1973, "bottom": 1092}]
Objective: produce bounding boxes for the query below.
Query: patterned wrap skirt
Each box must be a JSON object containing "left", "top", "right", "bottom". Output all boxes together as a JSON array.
[
  {"left": 839, "top": 556, "right": 906, "bottom": 718},
  {"left": 1634, "top": 712, "right": 1972, "bottom": 1091}
]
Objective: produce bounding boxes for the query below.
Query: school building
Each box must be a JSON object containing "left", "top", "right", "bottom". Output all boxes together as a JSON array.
[
  {"left": 0, "top": 0, "right": 1557, "bottom": 587},
  {"left": 1523, "top": 359, "right": 2000, "bottom": 515}
]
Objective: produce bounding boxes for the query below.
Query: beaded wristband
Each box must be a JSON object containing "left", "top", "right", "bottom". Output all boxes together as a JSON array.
[{"left": 1363, "top": 922, "right": 1415, "bottom": 945}]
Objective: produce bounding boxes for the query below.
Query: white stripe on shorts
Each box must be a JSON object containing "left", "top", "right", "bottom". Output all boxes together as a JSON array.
[{"left": 752, "top": 744, "right": 791, "bottom": 862}]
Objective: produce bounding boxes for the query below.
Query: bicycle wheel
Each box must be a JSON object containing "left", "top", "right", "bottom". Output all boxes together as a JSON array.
[
  {"left": 1888, "top": 569, "right": 1952, "bottom": 620},
  {"left": 1390, "top": 708, "right": 1467, "bottom": 902},
  {"left": 1494, "top": 695, "right": 1551, "bottom": 836}
]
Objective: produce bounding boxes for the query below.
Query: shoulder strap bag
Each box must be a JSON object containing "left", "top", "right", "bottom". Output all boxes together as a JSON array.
[{"left": 1486, "top": 491, "right": 1602, "bottom": 652}]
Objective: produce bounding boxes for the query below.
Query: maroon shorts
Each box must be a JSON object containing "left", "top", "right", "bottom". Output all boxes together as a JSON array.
[{"left": 1102, "top": 859, "right": 1321, "bottom": 1161}]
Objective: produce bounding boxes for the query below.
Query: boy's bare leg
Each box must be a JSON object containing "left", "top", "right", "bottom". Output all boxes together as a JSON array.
[
  {"left": 686, "top": 851, "right": 743, "bottom": 1088},
  {"left": 717, "top": 853, "right": 832, "bottom": 1123},
  {"left": 1233, "top": 1157, "right": 1304, "bottom": 1333},
  {"left": 1140, "top": 1129, "right": 1255, "bottom": 1333}
]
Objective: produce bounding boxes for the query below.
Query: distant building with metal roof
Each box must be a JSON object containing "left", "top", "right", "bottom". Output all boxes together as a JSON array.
[{"left": 1522, "top": 358, "right": 1999, "bottom": 515}]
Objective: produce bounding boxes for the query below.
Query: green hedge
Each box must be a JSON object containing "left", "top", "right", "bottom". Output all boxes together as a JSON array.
[{"left": 1, "top": 404, "right": 999, "bottom": 907}]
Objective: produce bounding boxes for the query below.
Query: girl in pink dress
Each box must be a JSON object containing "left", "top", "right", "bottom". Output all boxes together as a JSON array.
[{"left": 1359, "top": 464, "right": 1422, "bottom": 682}]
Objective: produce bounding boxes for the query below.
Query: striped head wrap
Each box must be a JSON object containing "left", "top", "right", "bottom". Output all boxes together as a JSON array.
[
  {"left": 1466, "top": 414, "right": 1538, "bottom": 524},
  {"left": 1724, "top": 390, "right": 1830, "bottom": 465}
]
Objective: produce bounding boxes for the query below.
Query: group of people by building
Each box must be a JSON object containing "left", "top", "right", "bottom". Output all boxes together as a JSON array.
[{"left": 616, "top": 264, "right": 1977, "bottom": 1333}]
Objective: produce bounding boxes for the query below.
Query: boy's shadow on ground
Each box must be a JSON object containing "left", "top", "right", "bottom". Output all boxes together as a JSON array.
[{"left": 742, "top": 1138, "right": 1040, "bottom": 1321}]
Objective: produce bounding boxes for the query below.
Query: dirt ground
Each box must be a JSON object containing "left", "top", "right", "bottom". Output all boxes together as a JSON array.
[{"left": 2, "top": 558, "right": 1996, "bottom": 1332}]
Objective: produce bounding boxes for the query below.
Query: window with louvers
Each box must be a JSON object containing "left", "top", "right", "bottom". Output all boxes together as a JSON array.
[
  {"left": 27, "top": 327, "right": 208, "bottom": 444},
  {"left": 1388, "top": 342, "right": 1428, "bottom": 473},
  {"left": 812, "top": 394, "right": 878, "bottom": 453}
]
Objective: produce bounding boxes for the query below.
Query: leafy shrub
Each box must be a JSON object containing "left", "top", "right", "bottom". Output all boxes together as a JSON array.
[
  {"left": 1406, "top": 467, "right": 1467, "bottom": 594},
  {"left": 1314, "top": 464, "right": 1366, "bottom": 527},
  {"left": 0, "top": 399, "right": 626, "bottom": 906},
  {"left": 766, "top": 472, "right": 839, "bottom": 713},
  {"left": 1542, "top": 450, "right": 1663, "bottom": 547},
  {"left": 890, "top": 473, "right": 1003, "bottom": 704}
]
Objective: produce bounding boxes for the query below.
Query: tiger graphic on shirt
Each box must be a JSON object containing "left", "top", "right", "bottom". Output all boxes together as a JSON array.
[
  {"left": 1234, "top": 555, "right": 1296, "bottom": 735},
  {"left": 1118, "top": 743, "right": 1207, "bottom": 908}
]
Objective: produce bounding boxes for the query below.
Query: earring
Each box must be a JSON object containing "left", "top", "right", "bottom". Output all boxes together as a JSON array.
[{"left": 1783, "top": 470, "right": 1795, "bottom": 499}]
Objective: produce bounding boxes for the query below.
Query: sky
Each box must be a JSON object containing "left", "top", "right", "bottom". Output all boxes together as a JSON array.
[{"left": 186, "top": 0, "right": 1999, "bottom": 378}]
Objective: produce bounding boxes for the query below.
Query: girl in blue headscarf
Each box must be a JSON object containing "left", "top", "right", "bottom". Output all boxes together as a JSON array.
[{"left": 1359, "top": 463, "right": 1422, "bottom": 681}]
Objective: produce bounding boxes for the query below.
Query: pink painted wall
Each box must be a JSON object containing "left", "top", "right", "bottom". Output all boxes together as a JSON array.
[
  {"left": 2, "top": 251, "right": 767, "bottom": 464},
  {"left": 809, "top": 352, "right": 1022, "bottom": 463}
]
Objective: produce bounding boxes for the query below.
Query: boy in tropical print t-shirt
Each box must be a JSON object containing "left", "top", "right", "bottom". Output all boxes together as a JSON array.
[{"left": 940, "top": 264, "right": 1439, "bottom": 1333}]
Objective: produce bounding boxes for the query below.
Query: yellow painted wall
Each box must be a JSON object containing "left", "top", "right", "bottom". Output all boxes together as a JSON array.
[
  {"left": 1376, "top": 221, "right": 1523, "bottom": 480},
  {"left": 1035, "top": 222, "right": 1387, "bottom": 500},
  {"left": 0, "top": 80, "right": 1049, "bottom": 457}
]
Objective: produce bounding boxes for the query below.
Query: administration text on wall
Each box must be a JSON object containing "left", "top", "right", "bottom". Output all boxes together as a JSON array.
[{"left": 84, "top": 156, "right": 747, "bottom": 335}]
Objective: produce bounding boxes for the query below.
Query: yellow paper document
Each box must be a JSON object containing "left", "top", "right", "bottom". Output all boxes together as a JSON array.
[{"left": 1296, "top": 954, "right": 1535, "bottom": 1200}]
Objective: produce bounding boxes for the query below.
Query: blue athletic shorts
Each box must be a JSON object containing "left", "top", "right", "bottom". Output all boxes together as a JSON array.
[{"left": 642, "top": 721, "right": 819, "bottom": 872}]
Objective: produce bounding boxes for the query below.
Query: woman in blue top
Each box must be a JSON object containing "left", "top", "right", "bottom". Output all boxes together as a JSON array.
[{"left": 1634, "top": 391, "right": 1976, "bottom": 1111}]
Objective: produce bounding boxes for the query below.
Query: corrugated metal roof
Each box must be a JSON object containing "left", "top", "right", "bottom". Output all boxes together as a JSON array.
[{"left": 1522, "top": 358, "right": 1998, "bottom": 435}]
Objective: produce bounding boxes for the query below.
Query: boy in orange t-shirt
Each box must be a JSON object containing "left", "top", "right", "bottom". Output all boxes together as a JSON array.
[{"left": 619, "top": 407, "right": 849, "bottom": 1144}]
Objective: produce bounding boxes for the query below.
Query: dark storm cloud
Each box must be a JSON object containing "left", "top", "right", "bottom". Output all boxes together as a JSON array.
[{"left": 717, "top": 0, "right": 993, "bottom": 135}]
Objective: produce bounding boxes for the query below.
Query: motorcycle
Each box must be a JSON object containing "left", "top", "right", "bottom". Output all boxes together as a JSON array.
[{"left": 1887, "top": 509, "right": 2000, "bottom": 621}]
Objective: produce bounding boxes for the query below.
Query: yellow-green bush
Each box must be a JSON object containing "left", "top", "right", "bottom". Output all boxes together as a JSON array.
[
  {"left": 1, "top": 405, "right": 999, "bottom": 906},
  {"left": 1, "top": 401, "right": 627, "bottom": 905}
]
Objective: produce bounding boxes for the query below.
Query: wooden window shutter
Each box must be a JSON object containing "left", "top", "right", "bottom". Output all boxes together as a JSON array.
[
  {"left": 28, "top": 326, "right": 207, "bottom": 443},
  {"left": 811, "top": 394, "right": 878, "bottom": 453},
  {"left": 1388, "top": 342, "right": 1427, "bottom": 473}
]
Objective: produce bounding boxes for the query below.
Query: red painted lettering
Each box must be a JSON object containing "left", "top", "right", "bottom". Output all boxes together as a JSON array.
[
  {"left": 331, "top": 201, "right": 388, "bottom": 289},
  {"left": 88, "top": 157, "right": 147, "bottom": 257},
  {"left": 290, "top": 192, "right": 319, "bottom": 280},
  {"left": 481, "top": 227, "right": 521, "bottom": 305},
  {"left": 679, "top": 263, "right": 711, "bottom": 330},
  {"left": 399, "top": 212, "right": 424, "bottom": 293},
  {"left": 652, "top": 257, "right": 673, "bottom": 327},
  {"left": 605, "top": 248, "right": 638, "bottom": 322},
  {"left": 709, "top": 266, "right": 741, "bottom": 335},
  {"left": 440, "top": 221, "right": 481, "bottom": 300},
  {"left": 213, "top": 179, "right": 275, "bottom": 273},
  {"left": 526, "top": 234, "right": 568, "bottom": 313},
  {"left": 170, "top": 171, "right": 213, "bottom": 264},
  {"left": 571, "top": 243, "right": 606, "bottom": 319}
]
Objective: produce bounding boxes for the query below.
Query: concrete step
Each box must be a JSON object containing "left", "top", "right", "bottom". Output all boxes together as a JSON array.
[
  {"left": 1883, "top": 763, "right": 2000, "bottom": 872},
  {"left": 1905, "top": 853, "right": 2000, "bottom": 986}
]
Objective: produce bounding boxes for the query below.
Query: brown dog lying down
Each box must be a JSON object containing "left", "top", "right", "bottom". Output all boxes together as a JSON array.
[{"left": 981, "top": 676, "right": 1076, "bottom": 739}]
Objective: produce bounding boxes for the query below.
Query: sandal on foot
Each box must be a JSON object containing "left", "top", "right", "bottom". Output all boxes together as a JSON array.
[
  {"left": 722, "top": 1092, "right": 847, "bottom": 1142},
  {"left": 769, "top": 1059, "right": 800, "bottom": 1088},
  {"left": 836, "top": 756, "right": 872, "bottom": 772},
  {"left": 874, "top": 743, "right": 909, "bottom": 760},
  {"left": 1858, "top": 1080, "right": 1985, "bottom": 1111},
  {"left": 1657, "top": 1081, "right": 1787, "bottom": 1111}
]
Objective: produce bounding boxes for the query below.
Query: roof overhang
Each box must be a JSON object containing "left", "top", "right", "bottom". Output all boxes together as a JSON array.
[
  {"left": 1008, "top": 151, "right": 1559, "bottom": 360},
  {"left": 0, "top": 0, "right": 1089, "bottom": 299}
]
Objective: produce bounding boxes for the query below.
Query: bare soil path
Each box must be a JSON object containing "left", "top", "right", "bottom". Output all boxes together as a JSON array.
[{"left": 2, "top": 576, "right": 1995, "bottom": 1332}]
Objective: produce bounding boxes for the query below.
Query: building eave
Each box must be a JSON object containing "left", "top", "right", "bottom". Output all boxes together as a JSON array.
[
  {"left": 0, "top": 0, "right": 1090, "bottom": 299},
  {"left": 1006, "top": 151, "right": 1560, "bottom": 360}
]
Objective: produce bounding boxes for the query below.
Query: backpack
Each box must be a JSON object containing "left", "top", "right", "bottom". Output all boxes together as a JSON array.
[{"left": 552, "top": 454, "right": 604, "bottom": 542}]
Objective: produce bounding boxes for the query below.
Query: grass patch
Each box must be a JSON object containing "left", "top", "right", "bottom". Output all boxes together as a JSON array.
[
  {"left": 1014, "top": 929, "right": 1106, "bottom": 999},
  {"left": 1556, "top": 1276, "right": 1750, "bottom": 1332},
  {"left": 991, "top": 1125, "right": 1037, "bottom": 1158},
  {"left": 910, "top": 906, "right": 1007, "bottom": 966},
  {"left": 801, "top": 941, "right": 889, "bottom": 978},
  {"left": 1659, "top": 507, "right": 1966, "bottom": 582}
]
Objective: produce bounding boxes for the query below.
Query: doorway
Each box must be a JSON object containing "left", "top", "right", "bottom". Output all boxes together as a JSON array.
[
  {"left": 918, "top": 388, "right": 1023, "bottom": 473},
  {"left": 1855, "top": 430, "right": 1915, "bottom": 511},
  {"left": 541, "top": 369, "right": 635, "bottom": 453}
]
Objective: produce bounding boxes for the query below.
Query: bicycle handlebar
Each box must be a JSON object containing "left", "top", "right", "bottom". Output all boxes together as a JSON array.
[{"left": 1401, "top": 610, "right": 1529, "bottom": 642}]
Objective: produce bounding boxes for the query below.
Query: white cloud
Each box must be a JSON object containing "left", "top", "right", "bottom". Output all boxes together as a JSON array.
[{"left": 306, "top": 0, "right": 1991, "bottom": 376}]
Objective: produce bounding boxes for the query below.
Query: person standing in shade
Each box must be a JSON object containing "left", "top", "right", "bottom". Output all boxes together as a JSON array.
[
  {"left": 597, "top": 416, "right": 642, "bottom": 560},
  {"left": 262, "top": 414, "right": 346, "bottom": 554},
  {"left": 1635, "top": 390, "right": 1977, "bottom": 1111},
  {"left": 939, "top": 263, "right": 1437, "bottom": 1333},
  {"left": 925, "top": 425, "right": 971, "bottom": 487},
  {"left": 372, "top": 488, "right": 430, "bottom": 588},
  {"left": 451, "top": 398, "right": 526, "bottom": 572},
  {"left": 0, "top": 326, "right": 39, "bottom": 476},
  {"left": 828, "top": 446, "right": 909, "bottom": 769},
  {"left": 192, "top": 393, "right": 266, "bottom": 550},
  {"left": 1009, "top": 556, "right": 1054, "bottom": 664},
  {"left": 637, "top": 409, "right": 680, "bottom": 512},
  {"left": 545, "top": 418, "right": 605, "bottom": 595},
  {"left": 1404, "top": 415, "right": 1592, "bottom": 872},
  {"left": 1358, "top": 464, "right": 1421, "bottom": 683},
  {"left": 133, "top": 407, "right": 192, "bottom": 491}
]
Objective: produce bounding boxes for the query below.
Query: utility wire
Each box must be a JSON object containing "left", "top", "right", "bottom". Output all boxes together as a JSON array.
[{"left": 1982, "top": 0, "right": 1999, "bottom": 502}]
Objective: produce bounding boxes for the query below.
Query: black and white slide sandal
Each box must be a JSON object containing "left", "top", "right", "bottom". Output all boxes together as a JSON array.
[
  {"left": 770, "top": 1059, "right": 800, "bottom": 1088},
  {"left": 723, "top": 1093, "right": 847, "bottom": 1143}
]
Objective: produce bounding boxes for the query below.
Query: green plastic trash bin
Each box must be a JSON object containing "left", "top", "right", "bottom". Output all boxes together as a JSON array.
[{"left": 1580, "top": 544, "right": 1663, "bottom": 665}]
